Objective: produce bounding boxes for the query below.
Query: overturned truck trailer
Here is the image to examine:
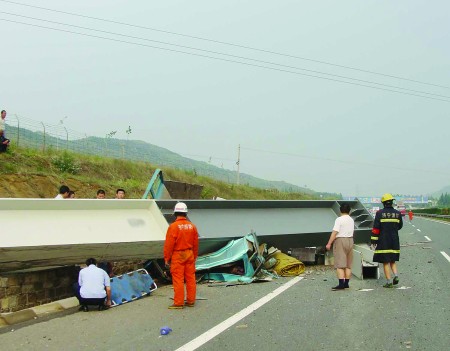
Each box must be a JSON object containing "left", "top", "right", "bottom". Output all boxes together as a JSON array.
[
  {"left": 0, "top": 199, "right": 169, "bottom": 273},
  {"left": 157, "top": 200, "right": 374, "bottom": 253},
  {"left": 0, "top": 198, "right": 373, "bottom": 273}
]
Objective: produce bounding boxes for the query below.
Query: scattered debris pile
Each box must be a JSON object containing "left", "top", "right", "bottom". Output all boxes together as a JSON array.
[{"left": 195, "top": 233, "right": 305, "bottom": 286}]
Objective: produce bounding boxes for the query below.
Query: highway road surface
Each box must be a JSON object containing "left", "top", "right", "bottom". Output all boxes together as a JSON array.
[{"left": 1, "top": 217, "right": 449, "bottom": 350}]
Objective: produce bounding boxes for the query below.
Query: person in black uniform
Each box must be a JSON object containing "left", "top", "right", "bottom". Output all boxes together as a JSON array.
[{"left": 371, "top": 193, "right": 403, "bottom": 288}]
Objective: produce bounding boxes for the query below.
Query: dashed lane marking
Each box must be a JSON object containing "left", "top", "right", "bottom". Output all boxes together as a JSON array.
[
  {"left": 424, "top": 236, "right": 432, "bottom": 242},
  {"left": 175, "top": 276, "right": 304, "bottom": 351},
  {"left": 440, "top": 251, "right": 450, "bottom": 263},
  {"left": 418, "top": 217, "right": 450, "bottom": 226},
  {"left": 416, "top": 229, "right": 421, "bottom": 232}
]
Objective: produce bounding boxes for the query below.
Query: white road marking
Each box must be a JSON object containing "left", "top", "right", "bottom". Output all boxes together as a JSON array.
[
  {"left": 175, "top": 276, "right": 303, "bottom": 351},
  {"left": 440, "top": 251, "right": 450, "bottom": 263},
  {"left": 418, "top": 217, "right": 450, "bottom": 226},
  {"left": 412, "top": 225, "right": 415, "bottom": 227},
  {"left": 396, "top": 286, "right": 411, "bottom": 290},
  {"left": 357, "top": 289, "right": 374, "bottom": 292},
  {"left": 424, "top": 236, "right": 432, "bottom": 242},
  {"left": 416, "top": 229, "right": 421, "bottom": 232}
]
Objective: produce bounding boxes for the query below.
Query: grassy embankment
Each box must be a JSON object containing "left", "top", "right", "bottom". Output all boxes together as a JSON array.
[{"left": 0, "top": 146, "right": 324, "bottom": 200}]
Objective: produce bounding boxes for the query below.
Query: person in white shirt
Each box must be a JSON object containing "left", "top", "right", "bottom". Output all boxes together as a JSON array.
[
  {"left": 54, "top": 185, "right": 70, "bottom": 199},
  {"left": 0, "top": 110, "right": 6, "bottom": 133},
  {"left": 75, "top": 258, "right": 112, "bottom": 311},
  {"left": 326, "top": 203, "right": 355, "bottom": 290}
]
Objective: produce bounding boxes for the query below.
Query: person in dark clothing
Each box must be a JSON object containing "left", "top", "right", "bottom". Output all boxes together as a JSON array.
[
  {"left": 371, "top": 193, "right": 403, "bottom": 288},
  {"left": 0, "top": 130, "right": 10, "bottom": 152}
]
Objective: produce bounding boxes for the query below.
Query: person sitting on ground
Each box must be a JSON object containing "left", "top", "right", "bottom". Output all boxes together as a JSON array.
[
  {"left": 96, "top": 189, "right": 106, "bottom": 199},
  {"left": 0, "top": 130, "right": 10, "bottom": 153},
  {"left": 55, "top": 185, "right": 70, "bottom": 199},
  {"left": 74, "top": 258, "right": 112, "bottom": 312},
  {"left": 115, "top": 188, "right": 125, "bottom": 199},
  {"left": 68, "top": 191, "right": 76, "bottom": 198}
]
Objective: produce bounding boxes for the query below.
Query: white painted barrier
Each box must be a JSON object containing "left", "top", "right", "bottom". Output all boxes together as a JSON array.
[{"left": 0, "top": 199, "right": 168, "bottom": 272}]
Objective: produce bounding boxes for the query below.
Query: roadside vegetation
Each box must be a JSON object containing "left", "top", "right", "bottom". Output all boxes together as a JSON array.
[{"left": 0, "top": 146, "right": 332, "bottom": 200}]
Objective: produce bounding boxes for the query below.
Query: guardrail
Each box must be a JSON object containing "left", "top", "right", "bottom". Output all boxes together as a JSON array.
[{"left": 415, "top": 213, "right": 450, "bottom": 219}]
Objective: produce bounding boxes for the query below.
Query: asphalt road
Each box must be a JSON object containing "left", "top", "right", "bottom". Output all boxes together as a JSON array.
[{"left": 1, "top": 217, "right": 449, "bottom": 351}]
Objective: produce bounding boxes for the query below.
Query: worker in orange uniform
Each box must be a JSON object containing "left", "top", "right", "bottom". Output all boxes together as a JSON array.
[
  {"left": 408, "top": 210, "right": 414, "bottom": 222},
  {"left": 164, "top": 202, "right": 199, "bottom": 309}
]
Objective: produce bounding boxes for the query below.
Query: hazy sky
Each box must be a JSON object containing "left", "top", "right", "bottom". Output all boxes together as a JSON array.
[{"left": 2, "top": 1, "right": 449, "bottom": 196}]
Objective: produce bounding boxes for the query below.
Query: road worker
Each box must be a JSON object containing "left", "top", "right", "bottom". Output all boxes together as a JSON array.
[
  {"left": 371, "top": 193, "right": 403, "bottom": 288},
  {"left": 163, "top": 202, "right": 199, "bottom": 309},
  {"left": 408, "top": 210, "right": 414, "bottom": 222}
]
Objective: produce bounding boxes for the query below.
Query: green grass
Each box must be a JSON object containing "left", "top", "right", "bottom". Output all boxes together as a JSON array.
[{"left": 0, "top": 145, "right": 336, "bottom": 200}]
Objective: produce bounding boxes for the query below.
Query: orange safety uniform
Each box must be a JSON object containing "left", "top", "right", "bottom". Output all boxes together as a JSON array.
[
  {"left": 408, "top": 211, "right": 414, "bottom": 221},
  {"left": 163, "top": 216, "right": 199, "bottom": 306}
]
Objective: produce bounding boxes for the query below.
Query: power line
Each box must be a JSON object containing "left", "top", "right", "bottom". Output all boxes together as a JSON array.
[
  {"left": 241, "top": 146, "right": 450, "bottom": 176},
  {"left": 1, "top": 18, "right": 450, "bottom": 103},
  {"left": 1, "top": 0, "right": 449, "bottom": 90},
  {"left": 181, "top": 153, "right": 236, "bottom": 162},
  {"left": 2, "top": 11, "right": 449, "bottom": 100}
]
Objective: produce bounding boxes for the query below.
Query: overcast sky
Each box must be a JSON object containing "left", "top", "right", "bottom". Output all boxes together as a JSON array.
[{"left": 1, "top": 0, "right": 449, "bottom": 196}]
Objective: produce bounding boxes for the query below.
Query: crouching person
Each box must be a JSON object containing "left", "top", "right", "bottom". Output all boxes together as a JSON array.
[
  {"left": 74, "top": 258, "right": 112, "bottom": 311},
  {"left": 0, "top": 130, "right": 10, "bottom": 152}
]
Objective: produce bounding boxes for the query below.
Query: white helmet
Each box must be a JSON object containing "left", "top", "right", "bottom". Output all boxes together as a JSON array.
[{"left": 174, "top": 202, "right": 188, "bottom": 213}]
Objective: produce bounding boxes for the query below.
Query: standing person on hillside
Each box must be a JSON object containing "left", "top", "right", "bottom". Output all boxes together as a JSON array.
[
  {"left": 0, "top": 110, "right": 6, "bottom": 135},
  {"left": 326, "top": 203, "right": 354, "bottom": 290},
  {"left": 371, "top": 193, "right": 403, "bottom": 288},
  {"left": 115, "top": 188, "right": 125, "bottom": 199},
  {"left": 55, "top": 185, "right": 70, "bottom": 199},
  {"left": 163, "top": 202, "right": 199, "bottom": 309}
]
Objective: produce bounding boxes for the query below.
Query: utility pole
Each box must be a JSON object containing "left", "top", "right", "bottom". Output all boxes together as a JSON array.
[{"left": 236, "top": 144, "right": 240, "bottom": 185}]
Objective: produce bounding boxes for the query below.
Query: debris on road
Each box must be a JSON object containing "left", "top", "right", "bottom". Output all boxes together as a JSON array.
[
  {"left": 160, "top": 326, "right": 172, "bottom": 335},
  {"left": 401, "top": 241, "right": 432, "bottom": 247},
  {"left": 195, "top": 232, "right": 305, "bottom": 286},
  {"left": 235, "top": 324, "right": 248, "bottom": 329},
  {"left": 270, "top": 251, "right": 305, "bottom": 276}
]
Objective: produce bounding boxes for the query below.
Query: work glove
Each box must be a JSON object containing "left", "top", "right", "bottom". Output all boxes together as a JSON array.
[
  {"left": 165, "top": 262, "right": 170, "bottom": 270},
  {"left": 370, "top": 244, "right": 377, "bottom": 251}
]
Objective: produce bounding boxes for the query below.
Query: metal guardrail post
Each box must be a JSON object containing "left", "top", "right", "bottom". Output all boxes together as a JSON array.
[
  {"left": 40, "top": 121, "right": 46, "bottom": 152},
  {"left": 64, "top": 126, "right": 68, "bottom": 150},
  {"left": 14, "top": 114, "right": 20, "bottom": 147}
]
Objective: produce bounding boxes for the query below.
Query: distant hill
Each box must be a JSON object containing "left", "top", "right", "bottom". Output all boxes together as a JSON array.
[
  {"left": 431, "top": 185, "right": 450, "bottom": 198},
  {"left": 7, "top": 125, "right": 333, "bottom": 195}
]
